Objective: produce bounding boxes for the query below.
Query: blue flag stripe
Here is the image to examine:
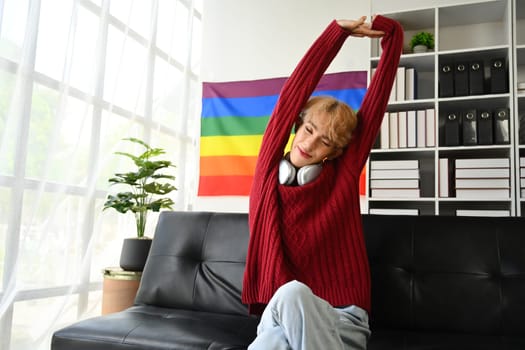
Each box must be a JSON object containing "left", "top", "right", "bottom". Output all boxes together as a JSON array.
[{"left": 201, "top": 88, "right": 366, "bottom": 118}]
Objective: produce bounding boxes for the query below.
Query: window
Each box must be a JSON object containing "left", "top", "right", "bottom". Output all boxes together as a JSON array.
[{"left": 0, "top": 0, "right": 202, "bottom": 348}]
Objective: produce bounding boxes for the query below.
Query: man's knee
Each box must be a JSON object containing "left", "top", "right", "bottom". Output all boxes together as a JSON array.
[{"left": 273, "top": 280, "right": 314, "bottom": 306}]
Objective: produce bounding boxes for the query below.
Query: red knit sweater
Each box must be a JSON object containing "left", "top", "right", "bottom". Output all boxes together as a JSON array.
[{"left": 242, "top": 16, "right": 403, "bottom": 315}]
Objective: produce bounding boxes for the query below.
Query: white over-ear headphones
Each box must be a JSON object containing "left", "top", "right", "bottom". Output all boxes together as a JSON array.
[{"left": 278, "top": 158, "right": 323, "bottom": 186}]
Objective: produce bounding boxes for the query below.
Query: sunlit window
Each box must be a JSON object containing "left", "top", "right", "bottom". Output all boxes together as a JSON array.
[{"left": 0, "top": 0, "right": 202, "bottom": 349}]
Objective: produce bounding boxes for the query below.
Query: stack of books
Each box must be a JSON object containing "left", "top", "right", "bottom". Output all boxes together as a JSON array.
[
  {"left": 521, "top": 157, "right": 525, "bottom": 198},
  {"left": 369, "top": 160, "right": 420, "bottom": 198},
  {"left": 454, "top": 158, "right": 510, "bottom": 199}
]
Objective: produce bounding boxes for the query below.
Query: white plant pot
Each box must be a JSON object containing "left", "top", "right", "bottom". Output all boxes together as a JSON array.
[{"left": 413, "top": 45, "right": 428, "bottom": 53}]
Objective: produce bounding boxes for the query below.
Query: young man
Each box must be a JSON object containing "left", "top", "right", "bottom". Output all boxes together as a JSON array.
[{"left": 242, "top": 15, "right": 403, "bottom": 349}]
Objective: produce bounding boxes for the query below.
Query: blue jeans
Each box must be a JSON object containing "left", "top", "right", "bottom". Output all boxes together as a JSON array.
[{"left": 248, "top": 280, "right": 371, "bottom": 350}]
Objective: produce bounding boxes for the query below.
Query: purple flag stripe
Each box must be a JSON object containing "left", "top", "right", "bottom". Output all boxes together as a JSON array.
[{"left": 202, "top": 71, "right": 367, "bottom": 99}]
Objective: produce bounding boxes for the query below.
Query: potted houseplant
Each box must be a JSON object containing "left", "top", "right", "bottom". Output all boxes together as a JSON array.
[
  {"left": 409, "top": 31, "right": 434, "bottom": 53},
  {"left": 104, "top": 137, "right": 177, "bottom": 271}
]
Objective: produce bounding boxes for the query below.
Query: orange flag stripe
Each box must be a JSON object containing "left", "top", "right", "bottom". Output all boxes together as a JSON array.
[
  {"left": 200, "top": 156, "right": 258, "bottom": 176},
  {"left": 200, "top": 157, "right": 366, "bottom": 195},
  {"left": 198, "top": 175, "right": 253, "bottom": 196},
  {"left": 359, "top": 166, "right": 366, "bottom": 196}
]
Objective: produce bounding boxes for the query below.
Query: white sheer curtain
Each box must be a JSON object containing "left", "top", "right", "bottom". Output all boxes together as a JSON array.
[{"left": 0, "top": 0, "right": 202, "bottom": 348}]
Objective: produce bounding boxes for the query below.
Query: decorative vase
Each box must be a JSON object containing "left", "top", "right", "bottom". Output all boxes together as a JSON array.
[
  {"left": 119, "top": 237, "right": 152, "bottom": 271},
  {"left": 413, "top": 45, "right": 428, "bottom": 53}
]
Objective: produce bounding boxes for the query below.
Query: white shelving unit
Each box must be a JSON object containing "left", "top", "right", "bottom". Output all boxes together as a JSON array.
[
  {"left": 514, "top": 0, "right": 525, "bottom": 215},
  {"left": 367, "top": 0, "right": 525, "bottom": 216}
]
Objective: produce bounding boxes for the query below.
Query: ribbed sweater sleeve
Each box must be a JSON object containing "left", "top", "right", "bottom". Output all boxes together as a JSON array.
[
  {"left": 346, "top": 15, "right": 404, "bottom": 170},
  {"left": 242, "top": 16, "right": 403, "bottom": 316}
]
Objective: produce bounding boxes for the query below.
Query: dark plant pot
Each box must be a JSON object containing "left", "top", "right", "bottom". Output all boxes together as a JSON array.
[{"left": 119, "top": 238, "right": 152, "bottom": 271}]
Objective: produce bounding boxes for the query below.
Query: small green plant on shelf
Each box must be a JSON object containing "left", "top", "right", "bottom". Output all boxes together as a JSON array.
[
  {"left": 103, "top": 137, "right": 177, "bottom": 238},
  {"left": 409, "top": 31, "right": 434, "bottom": 53}
]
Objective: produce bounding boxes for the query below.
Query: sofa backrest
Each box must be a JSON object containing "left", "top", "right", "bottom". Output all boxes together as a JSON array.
[
  {"left": 135, "top": 211, "right": 525, "bottom": 334},
  {"left": 363, "top": 214, "right": 525, "bottom": 336},
  {"left": 135, "top": 211, "right": 250, "bottom": 316}
]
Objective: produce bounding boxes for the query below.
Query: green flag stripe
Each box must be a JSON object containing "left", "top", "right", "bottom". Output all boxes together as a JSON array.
[{"left": 201, "top": 115, "right": 270, "bottom": 136}]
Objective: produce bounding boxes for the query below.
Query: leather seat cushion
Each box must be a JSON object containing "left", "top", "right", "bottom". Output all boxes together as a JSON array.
[{"left": 51, "top": 305, "right": 259, "bottom": 350}]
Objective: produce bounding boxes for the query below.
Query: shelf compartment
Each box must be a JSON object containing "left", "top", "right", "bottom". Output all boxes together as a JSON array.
[
  {"left": 372, "top": 8, "right": 435, "bottom": 57},
  {"left": 437, "top": 101, "right": 512, "bottom": 148},
  {"left": 403, "top": 54, "right": 434, "bottom": 101},
  {"left": 368, "top": 200, "right": 436, "bottom": 216},
  {"left": 438, "top": 0, "right": 510, "bottom": 51},
  {"left": 439, "top": 200, "right": 512, "bottom": 216},
  {"left": 369, "top": 152, "right": 435, "bottom": 198},
  {"left": 372, "top": 53, "right": 435, "bottom": 100},
  {"left": 438, "top": 48, "right": 510, "bottom": 99}
]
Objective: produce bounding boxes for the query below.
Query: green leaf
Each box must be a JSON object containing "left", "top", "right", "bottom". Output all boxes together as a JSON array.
[
  {"left": 143, "top": 182, "right": 177, "bottom": 195},
  {"left": 114, "top": 151, "right": 139, "bottom": 163},
  {"left": 124, "top": 137, "right": 151, "bottom": 150}
]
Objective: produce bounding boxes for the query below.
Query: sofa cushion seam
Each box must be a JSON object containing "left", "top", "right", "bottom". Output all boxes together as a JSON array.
[{"left": 193, "top": 213, "right": 213, "bottom": 303}]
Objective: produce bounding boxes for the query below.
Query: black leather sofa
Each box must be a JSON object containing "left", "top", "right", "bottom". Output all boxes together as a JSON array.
[{"left": 52, "top": 212, "right": 525, "bottom": 350}]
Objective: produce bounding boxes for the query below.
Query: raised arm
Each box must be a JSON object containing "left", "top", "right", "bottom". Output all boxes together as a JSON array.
[{"left": 346, "top": 15, "right": 403, "bottom": 169}]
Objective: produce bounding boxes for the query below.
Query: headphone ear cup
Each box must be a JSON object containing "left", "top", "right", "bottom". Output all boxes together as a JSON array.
[
  {"left": 279, "top": 159, "right": 296, "bottom": 185},
  {"left": 297, "top": 164, "right": 322, "bottom": 186}
]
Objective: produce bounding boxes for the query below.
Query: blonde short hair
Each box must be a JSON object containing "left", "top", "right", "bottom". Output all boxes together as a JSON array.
[{"left": 300, "top": 96, "right": 358, "bottom": 149}]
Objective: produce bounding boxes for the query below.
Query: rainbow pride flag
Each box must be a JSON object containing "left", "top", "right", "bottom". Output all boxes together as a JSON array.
[{"left": 199, "top": 71, "right": 367, "bottom": 196}]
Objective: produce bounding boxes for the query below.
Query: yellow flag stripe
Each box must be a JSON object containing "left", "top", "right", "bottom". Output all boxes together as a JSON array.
[
  {"left": 200, "top": 135, "right": 263, "bottom": 156},
  {"left": 200, "top": 135, "right": 294, "bottom": 157}
]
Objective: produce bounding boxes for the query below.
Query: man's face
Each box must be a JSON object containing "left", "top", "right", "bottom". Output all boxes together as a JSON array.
[{"left": 289, "top": 111, "right": 341, "bottom": 168}]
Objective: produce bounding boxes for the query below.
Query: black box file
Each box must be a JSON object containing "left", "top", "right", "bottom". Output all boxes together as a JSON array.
[
  {"left": 444, "top": 112, "right": 461, "bottom": 146},
  {"left": 454, "top": 62, "right": 469, "bottom": 96},
  {"left": 439, "top": 62, "right": 454, "bottom": 97},
  {"left": 494, "top": 107, "right": 510, "bottom": 144},
  {"left": 469, "top": 61, "right": 484, "bottom": 95},
  {"left": 490, "top": 58, "right": 508, "bottom": 94},
  {"left": 477, "top": 110, "right": 493, "bottom": 145},
  {"left": 462, "top": 109, "right": 477, "bottom": 146}
]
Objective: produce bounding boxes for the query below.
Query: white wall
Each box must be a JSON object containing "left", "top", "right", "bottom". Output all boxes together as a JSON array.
[
  {"left": 196, "top": 0, "right": 370, "bottom": 212},
  {"left": 201, "top": 0, "right": 372, "bottom": 82}
]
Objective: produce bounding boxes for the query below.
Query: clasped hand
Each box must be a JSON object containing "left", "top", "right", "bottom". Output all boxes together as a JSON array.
[{"left": 337, "top": 16, "right": 384, "bottom": 38}]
